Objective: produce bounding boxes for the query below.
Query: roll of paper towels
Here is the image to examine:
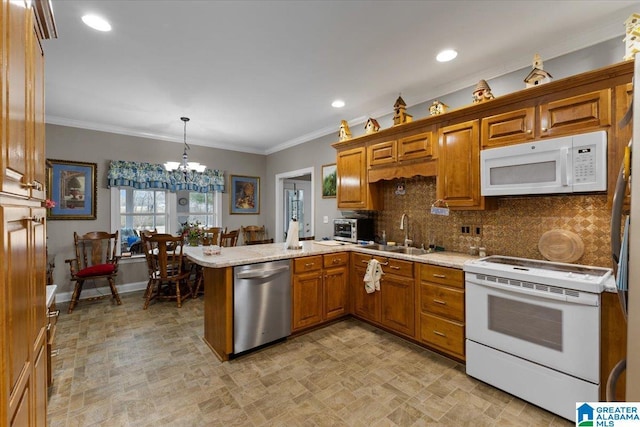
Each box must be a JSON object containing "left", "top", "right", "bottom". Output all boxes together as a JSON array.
[{"left": 285, "top": 220, "right": 300, "bottom": 249}]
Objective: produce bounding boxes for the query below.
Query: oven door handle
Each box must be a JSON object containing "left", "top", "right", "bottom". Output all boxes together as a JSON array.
[{"left": 466, "top": 278, "right": 600, "bottom": 306}]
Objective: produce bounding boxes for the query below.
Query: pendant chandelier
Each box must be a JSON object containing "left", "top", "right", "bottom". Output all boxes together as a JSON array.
[{"left": 164, "top": 117, "right": 206, "bottom": 174}]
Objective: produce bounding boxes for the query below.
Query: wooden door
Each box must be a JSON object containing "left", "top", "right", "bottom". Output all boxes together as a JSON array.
[
  {"left": 351, "top": 264, "right": 380, "bottom": 322},
  {"left": 29, "top": 26, "right": 46, "bottom": 200},
  {"left": 324, "top": 265, "right": 348, "bottom": 320},
  {"left": 539, "top": 89, "right": 610, "bottom": 138},
  {"left": 2, "top": 1, "right": 31, "bottom": 197},
  {"left": 336, "top": 145, "right": 380, "bottom": 210},
  {"left": 292, "top": 270, "right": 323, "bottom": 331},
  {"left": 481, "top": 107, "right": 535, "bottom": 148},
  {"left": 380, "top": 274, "right": 415, "bottom": 337},
  {"left": 437, "top": 120, "right": 482, "bottom": 208},
  {"left": 3, "top": 206, "right": 32, "bottom": 424}
]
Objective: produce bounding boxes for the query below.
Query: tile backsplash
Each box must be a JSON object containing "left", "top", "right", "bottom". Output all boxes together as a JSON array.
[{"left": 373, "top": 177, "right": 611, "bottom": 267}]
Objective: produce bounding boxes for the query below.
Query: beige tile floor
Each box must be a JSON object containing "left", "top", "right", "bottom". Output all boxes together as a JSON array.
[{"left": 48, "top": 291, "right": 572, "bottom": 427}]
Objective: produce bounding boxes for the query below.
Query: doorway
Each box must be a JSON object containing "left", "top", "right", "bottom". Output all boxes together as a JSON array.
[{"left": 275, "top": 167, "right": 314, "bottom": 243}]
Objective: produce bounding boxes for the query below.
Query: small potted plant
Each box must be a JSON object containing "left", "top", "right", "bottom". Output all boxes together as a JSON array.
[{"left": 179, "top": 220, "right": 204, "bottom": 246}]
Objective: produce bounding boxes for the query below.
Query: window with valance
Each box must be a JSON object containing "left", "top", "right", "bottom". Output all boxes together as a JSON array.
[{"left": 107, "top": 160, "right": 225, "bottom": 193}]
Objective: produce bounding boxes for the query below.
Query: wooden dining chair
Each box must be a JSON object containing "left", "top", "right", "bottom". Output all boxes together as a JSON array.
[
  {"left": 65, "top": 231, "right": 122, "bottom": 313},
  {"left": 140, "top": 233, "right": 192, "bottom": 309},
  {"left": 241, "top": 225, "right": 266, "bottom": 245},
  {"left": 202, "top": 226, "right": 226, "bottom": 246},
  {"left": 220, "top": 229, "right": 239, "bottom": 247}
]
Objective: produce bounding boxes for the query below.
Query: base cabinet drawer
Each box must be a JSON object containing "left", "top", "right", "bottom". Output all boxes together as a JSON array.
[
  {"left": 421, "top": 283, "right": 464, "bottom": 322},
  {"left": 420, "top": 313, "right": 464, "bottom": 358}
]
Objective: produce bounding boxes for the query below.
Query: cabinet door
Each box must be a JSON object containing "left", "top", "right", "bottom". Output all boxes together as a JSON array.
[
  {"left": 3, "top": 206, "right": 32, "bottom": 422},
  {"left": 29, "top": 26, "right": 46, "bottom": 200},
  {"left": 368, "top": 140, "right": 397, "bottom": 167},
  {"left": 398, "top": 131, "right": 435, "bottom": 161},
  {"left": 351, "top": 265, "right": 380, "bottom": 322},
  {"left": 33, "top": 332, "right": 47, "bottom": 427},
  {"left": 337, "top": 145, "right": 368, "bottom": 209},
  {"left": 324, "top": 265, "right": 348, "bottom": 320},
  {"left": 2, "top": 1, "right": 31, "bottom": 197},
  {"left": 380, "top": 274, "right": 415, "bottom": 337},
  {"left": 336, "top": 145, "right": 380, "bottom": 210},
  {"left": 292, "top": 270, "right": 323, "bottom": 331},
  {"left": 437, "top": 120, "right": 482, "bottom": 208},
  {"left": 481, "top": 107, "right": 535, "bottom": 148},
  {"left": 539, "top": 89, "right": 611, "bottom": 138}
]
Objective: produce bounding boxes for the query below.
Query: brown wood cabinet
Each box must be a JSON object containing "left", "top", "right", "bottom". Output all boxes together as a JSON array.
[
  {"left": 335, "top": 143, "right": 382, "bottom": 210},
  {"left": 379, "top": 257, "right": 415, "bottom": 337},
  {"left": 481, "top": 89, "right": 611, "bottom": 149},
  {"left": 292, "top": 253, "right": 349, "bottom": 332},
  {"left": 437, "top": 119, "right": 488, "bottom": 210},
  {"left": 1, "top": 2, "right": 56, "bottom": 425},
  {"left": 367, "top": 130, "right": 437, "bottom": 183},
  {"left": 418, "top": 264, "right": 465, "bottom": 361},
  {"left": 350, "top": 252, "right": 416, "bottom": 337}
]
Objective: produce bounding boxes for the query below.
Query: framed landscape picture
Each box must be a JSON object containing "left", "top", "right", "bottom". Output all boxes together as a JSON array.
[
  {"left": 46, "top": 159, "right": 97, "bottom": 220},
  {"left": 322, "top": 163, "right": 337, "bottom": 198},
  {"left": 230, "top": 175, "right": 260, "bottom": 214}
]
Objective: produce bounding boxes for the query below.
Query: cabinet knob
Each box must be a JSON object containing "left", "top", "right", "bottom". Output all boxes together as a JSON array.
[
  {"left": 433, "top": 299, "right": 447, "bottom": 305},
  {"left": 433, "top": 330, "right": 446, "bottom": 337},
  {"left": 389, "top": 265, "right": 400, "bottom": 270},
  {"left": 541, "top": 127, "right": 548, "bottom": 132},
  {"left": 432, "top": 274, "right": 446, "bottom": 279},
  {"left": 47, "top": 309, "right": 60, "bottom": 318},
  {"left": 526, "top": 129, "right": 532, "bottom": 134}
]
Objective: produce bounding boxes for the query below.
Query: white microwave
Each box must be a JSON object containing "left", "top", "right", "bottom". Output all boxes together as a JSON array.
[{"left": 480, "top": 130, "right": 607, "bottom": 196}]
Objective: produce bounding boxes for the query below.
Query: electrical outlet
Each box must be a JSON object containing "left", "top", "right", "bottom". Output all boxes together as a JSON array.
[
  {"left": 323, "top": 216, "right": 329, "bottom": 224},
  {"left": 461, "top": 225, "right": 471, "bottom": 234},
  {"left": 473, "top": 225, "right": 482, "bottom": 236}
]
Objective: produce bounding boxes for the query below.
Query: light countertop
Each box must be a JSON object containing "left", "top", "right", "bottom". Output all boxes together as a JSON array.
[{"left": 185, "top": 241, "right": 477, "bottom": 270}]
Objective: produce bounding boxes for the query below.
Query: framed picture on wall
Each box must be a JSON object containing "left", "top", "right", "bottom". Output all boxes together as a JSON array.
[
  {"left": 46, "top": 159, "right": 97, "bottom": 220},
  {"left": 322, "top": 163, "right": 337, "bottom": 198},
  {"left": 230, "top": 175, "right": 260, "bottom": 214}
]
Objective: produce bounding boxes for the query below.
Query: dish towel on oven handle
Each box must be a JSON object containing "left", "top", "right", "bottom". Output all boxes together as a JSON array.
[{"left": 363, "top": 259, "right": 383, "bottom": 294}]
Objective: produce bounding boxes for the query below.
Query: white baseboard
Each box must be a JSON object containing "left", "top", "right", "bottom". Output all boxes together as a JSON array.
[{"left": 55, "top": 281, "right": 147, "bottom": 303}]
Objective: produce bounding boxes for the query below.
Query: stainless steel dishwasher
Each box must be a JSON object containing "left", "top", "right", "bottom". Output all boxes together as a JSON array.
[{"left": 233, "top": 259, "right": 291, "bottom": 354}]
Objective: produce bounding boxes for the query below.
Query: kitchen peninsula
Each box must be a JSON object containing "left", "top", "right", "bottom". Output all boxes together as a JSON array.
[{"left": 185, "top": 241, "right": 474, "bottom": 362}]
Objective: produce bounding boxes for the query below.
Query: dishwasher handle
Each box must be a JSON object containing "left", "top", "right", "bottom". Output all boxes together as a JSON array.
[{"left": 236, "top": 265, "right": 290, "bottom": 280}]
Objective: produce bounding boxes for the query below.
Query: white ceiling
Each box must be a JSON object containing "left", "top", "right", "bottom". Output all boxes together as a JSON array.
[{"left": 43, "top": 1, "right": 638, "bottom": 155}]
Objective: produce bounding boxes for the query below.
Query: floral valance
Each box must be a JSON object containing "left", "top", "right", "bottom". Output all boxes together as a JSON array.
[{"left": 107, "top": 160, "right": 225, "bottom": 193}]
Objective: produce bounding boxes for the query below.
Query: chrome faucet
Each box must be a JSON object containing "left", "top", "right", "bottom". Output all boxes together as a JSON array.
[{"left": 400, "top": 213, "right": 412, "bottom": 247}]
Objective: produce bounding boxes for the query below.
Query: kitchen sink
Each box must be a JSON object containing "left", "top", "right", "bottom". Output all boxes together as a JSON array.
[
  {"left": 360, "top": 243, "right": 429, "bottom": 255},
  {"left": 391, "top": 246, "right": 429, "bottom": 255},
  {"left": 360, "top": 243, "right": 399, "bottom": 251}
]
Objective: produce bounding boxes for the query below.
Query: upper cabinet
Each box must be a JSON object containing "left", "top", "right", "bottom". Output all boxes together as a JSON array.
[
  {"left": 335, "top": 142, "right": 382, "bottom": 210},
  {"left": 482, "top": 89, "right": 611, "bottom": 149},
  {"left": 332, "top": 61, "right": 633, "bottom": 211},
  {"left": 367, "top": 129, "right": 437, "bottom": 183},
  {"left": 437, "top": 120, "right": 488, "bottom": 210}
]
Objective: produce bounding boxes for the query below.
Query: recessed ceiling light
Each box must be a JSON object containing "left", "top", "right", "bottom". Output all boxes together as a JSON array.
[
  {"left": 82, "top": 14, "right": 112, "bottom": 32},
  {"left": 436, "top": 49, "right": 458, "bottom": 62},
  {"left": 331, "top": 99, "right": 345, "bottom": 108}
]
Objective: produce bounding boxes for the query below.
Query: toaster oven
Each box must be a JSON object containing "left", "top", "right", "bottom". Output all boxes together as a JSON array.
[{"left": 333, "top": 218, "right": 374, "bottom": 243}]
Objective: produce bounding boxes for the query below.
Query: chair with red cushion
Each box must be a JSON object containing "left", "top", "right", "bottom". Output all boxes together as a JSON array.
[{"left": 65, "top": 231, "right": 122, "bottom": 313}]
